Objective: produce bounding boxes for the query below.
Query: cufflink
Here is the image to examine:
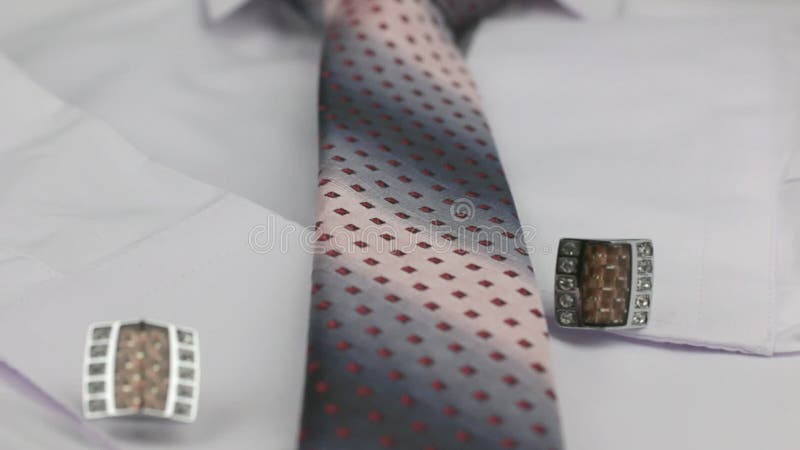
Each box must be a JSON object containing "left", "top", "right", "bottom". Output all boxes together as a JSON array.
[
  {"left": 554, "top": 238, "right": 653, "bottom": 329},
  {"left": 82, "top": 319, "right": 200, "bottom": 423}
]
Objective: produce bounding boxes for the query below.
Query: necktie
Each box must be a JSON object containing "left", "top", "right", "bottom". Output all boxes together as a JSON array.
[{"left": 300, "top": 1, "right": 564, "bottom": 449}]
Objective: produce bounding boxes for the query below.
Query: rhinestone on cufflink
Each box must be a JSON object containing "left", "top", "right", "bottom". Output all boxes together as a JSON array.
[
  {"left": 82, "top": 320, "right": 200, "bottom": 423},
  {"left": 555, "top": 239, "right": 653, "bottom": 329}
]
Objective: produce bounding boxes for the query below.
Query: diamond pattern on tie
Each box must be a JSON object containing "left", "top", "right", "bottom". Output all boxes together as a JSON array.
[{"left": 300, "top": 1, "right": 564, "bottom": 449}]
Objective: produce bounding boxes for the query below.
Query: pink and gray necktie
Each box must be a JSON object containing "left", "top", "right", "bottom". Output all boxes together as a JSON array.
[{"left": 300, "top": 1, "right": 564, "bottom": 449}]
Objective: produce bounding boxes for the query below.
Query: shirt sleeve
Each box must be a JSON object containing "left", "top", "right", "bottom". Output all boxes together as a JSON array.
[{"left": 0, "top": 54, "right": 312, "bottom": 448}]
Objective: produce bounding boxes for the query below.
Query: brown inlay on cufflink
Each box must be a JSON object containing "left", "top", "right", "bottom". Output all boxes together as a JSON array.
[
  {"left": 114, "top": 323, "right": 170, "bottom": 412},
  {"left": 580, "top": 242, "right": 631, "bottom": 326}
]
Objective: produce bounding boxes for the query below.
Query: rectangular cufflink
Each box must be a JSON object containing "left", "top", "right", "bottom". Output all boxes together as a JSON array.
[
  {"left": 555, "top": 238, "right": 653, "bottom": 329},
  {"left": 82, "top": 319, "right": 200, "bottom": 423}
]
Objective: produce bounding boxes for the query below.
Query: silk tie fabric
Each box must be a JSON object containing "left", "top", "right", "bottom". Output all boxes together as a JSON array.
[{"left": 300, "top": 1, "right": 564, "bottom": 449}]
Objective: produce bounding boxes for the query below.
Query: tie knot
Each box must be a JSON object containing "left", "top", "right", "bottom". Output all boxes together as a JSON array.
[{"left": 296, "top": 0, "right": 506, "bottom": 34}]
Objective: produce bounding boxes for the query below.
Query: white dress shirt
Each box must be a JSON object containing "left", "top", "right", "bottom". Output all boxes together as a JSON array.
[{"left": 1, "top": 0, "right": 799, "bottom": 449}]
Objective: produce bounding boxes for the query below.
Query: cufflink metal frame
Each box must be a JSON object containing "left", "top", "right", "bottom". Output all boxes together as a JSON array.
[
  {"left": 555, "top": 238, "right": 653, "bottom": 329},
  {"left": 82, "top": 319, "right": 200, "bottom": 423}
]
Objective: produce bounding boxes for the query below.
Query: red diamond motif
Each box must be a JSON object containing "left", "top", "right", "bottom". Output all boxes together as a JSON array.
[
  {"left": 491, "top": 298, "right": 506, "bottom": 307},
  {"left": 396, "top": 314, "right": 411, "bottom": 323},
  {"left": 407, "top": 335, "right": 423, "bottom": 344},
  {"left": 503, "top": 375, "right": 518, "bottom": 385}
]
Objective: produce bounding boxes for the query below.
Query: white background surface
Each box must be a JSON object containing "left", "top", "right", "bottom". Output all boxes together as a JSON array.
[{"left": 1, "top": 1, "right": 799, "bottom": 449}]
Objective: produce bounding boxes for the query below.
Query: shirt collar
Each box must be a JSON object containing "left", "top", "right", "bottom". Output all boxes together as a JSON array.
[
  {"left": 203, "top": 0, "right": 252, "bottom": 22},
  {"left": 558, "top": 0, "right": 622, "bottom": 18}
]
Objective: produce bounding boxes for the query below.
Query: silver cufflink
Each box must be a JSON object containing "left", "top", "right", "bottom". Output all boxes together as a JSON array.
[
  {"left": 82, "top": 319, "right": 200, "bottom": 423},
  {"left": 554, "top": 238, "right": 653, "bottom": 329}
]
